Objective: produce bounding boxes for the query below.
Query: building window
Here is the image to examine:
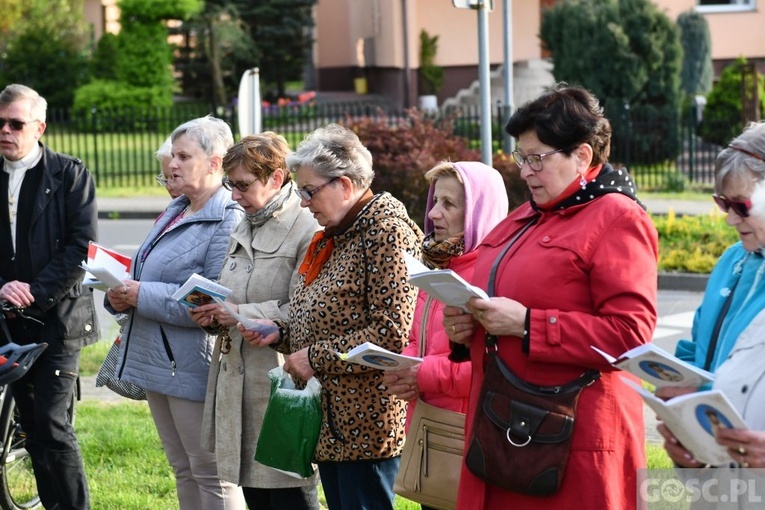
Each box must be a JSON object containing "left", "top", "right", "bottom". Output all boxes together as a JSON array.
[{"left": 697, "top": 0, "right": 755, "bottom": 13}]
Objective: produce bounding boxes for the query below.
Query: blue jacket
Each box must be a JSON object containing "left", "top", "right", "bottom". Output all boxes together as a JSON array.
[
  {"left": 676, "top": 242, "right": 765, "bottom": 374},
  {"left": 114, "top": 187, "right": 243, "bottom": 401}
]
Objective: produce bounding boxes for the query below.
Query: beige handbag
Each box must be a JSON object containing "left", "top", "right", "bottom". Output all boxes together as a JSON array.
[
  {"left": 394, "top": 296, "right": 466, "bottom": 510},
  {"left": 394, "top": 398, "right": 465, "bottom": 509}
]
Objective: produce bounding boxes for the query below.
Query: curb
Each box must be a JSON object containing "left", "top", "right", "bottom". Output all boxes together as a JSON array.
[{"left": 658, "top": 272, "right": 709, "bottom": 292}]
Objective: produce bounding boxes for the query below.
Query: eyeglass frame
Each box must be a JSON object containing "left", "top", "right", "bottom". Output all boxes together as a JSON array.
[
  {"left": 0, "top": 118, "right": 39, "bottom": 131},
  {"left": 294, "top": 176, "right": 339, "bottom": 201},
  {"left": 221, "top": 176, "right": 257, "bottom": 193},
  {"left": 156, "top": 174, "right": 174, "bottom": 186},
  {"left": 511, "top": 148, "right": 567, "bottom": 172},
  {"left": 713, "top": 194, "right": 752, "bottom": 218}
]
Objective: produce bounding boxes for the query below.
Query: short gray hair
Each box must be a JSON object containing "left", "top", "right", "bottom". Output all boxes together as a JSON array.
[
  {"left": 155, "top": 136, "right": 172, "bottom": 161},
  {"left": 715, "top": 122, "right": 765, "bottom": 193},
  {"left": 286, "top": 123, "right": 374, "bottom": 189},
  {"left": 0, "top": 84, "right": 47, "bottom": 123},
  {"left": 171, "top": 115, "right": 233, "bottom": 159}
]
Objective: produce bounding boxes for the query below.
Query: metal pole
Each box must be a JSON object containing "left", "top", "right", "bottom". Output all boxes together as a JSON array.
[
  {"left": 477, "top": 1, "right": 492, "bottom": 164},
  {"left": 402, "top": 0, "right": 411, "bottom": 108},
  {"left": 502, "top": 0, "right": 514, "bottom": 153}
]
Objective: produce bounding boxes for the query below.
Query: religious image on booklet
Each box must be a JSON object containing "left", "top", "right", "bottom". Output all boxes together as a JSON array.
[
  {"left": 81, "top": 241, "right": 132, "bottom": 291},
  {"left": 621, "top": 378, "right": 748, "bottom": 466},
  {"left": 591, "top": 343, "right": 714, "bottom": 389},
  {"left": 402, "top": 251, "right": 489, "bottom": 312},
  {"left": 339, "top": 342, "right": 423, "bottom": 371},
  {"left": 171, "top": 273, "right": 232, "bottom": 308}
]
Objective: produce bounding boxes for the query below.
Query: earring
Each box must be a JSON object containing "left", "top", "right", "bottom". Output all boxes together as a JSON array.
[{"left": 579, "top": 173, "right": 587, "bottom": 190}]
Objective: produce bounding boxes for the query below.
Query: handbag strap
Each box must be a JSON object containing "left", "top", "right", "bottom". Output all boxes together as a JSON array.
[
  {"left": 703, "top": 268, "right": 743, "bottom": 371},
  {"left": 483, "top": 216, "right": 599, "bottom": 387},
  {"left": 484, "top": 217, "right": 538, "bottom": 353}
]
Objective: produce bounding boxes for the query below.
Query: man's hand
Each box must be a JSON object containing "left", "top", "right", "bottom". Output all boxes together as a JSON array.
[{"left": 0, "top": 281, "right": 34, "bottom": 308}]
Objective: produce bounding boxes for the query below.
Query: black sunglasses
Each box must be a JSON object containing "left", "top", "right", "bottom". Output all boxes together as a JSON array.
[
  {"left": 713, "top": 194, "right": 752, "bottom": 218},
  {"left": 0, "top": 118, "right": 37, "bottom": 131}
]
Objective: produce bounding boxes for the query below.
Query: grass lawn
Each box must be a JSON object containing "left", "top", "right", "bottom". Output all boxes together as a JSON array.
[{"left": 78, "top": 343, "right": 672, "bottom": 509}]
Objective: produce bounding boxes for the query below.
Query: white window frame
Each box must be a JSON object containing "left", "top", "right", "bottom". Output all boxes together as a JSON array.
[{"left": 696, "top": 0, "right": 756, "bottom": 14}]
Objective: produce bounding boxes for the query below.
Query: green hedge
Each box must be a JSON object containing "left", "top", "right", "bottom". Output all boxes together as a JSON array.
[{"left": 653, "top": 209, "right": 739, "bottom": 273}]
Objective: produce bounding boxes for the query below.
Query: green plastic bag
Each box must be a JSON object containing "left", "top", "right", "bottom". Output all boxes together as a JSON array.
[{"left": 255, "top": 366, "right": 322, "bottom": 478}]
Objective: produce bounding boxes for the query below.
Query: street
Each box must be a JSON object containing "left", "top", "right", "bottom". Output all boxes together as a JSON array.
[{"left": 95, "top": 218, "right": 704, "bottom": 346}]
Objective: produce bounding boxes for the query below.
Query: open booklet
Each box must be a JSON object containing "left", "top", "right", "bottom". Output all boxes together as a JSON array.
[
  {"left": 81, "top": 242, "right": 132, "bottom": 291},
  {"left": 621, "top": 378, "right": 748, "bottom": 466},
  {"left": 210, "top": 296, "right": 280, "bottom": 337},
  {"left": 171, "top": 273, "right": 232, "bottom": 308},
  {"left": 338, "top": 342, "right": 423, "bottom": 371},
  {"left": 403, "top": 251, "right": 489, "bottom": 312},
  {"left": 592, "top": 343, "right": 714, "bottom": 389}
]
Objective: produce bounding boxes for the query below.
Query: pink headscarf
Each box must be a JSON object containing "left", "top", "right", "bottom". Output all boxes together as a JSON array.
[{"left": 424, "top": 161, "right": 509, "bottom": 252}]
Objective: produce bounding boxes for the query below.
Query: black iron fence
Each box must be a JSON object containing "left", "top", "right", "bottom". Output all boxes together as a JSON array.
[{"left": 43, "top": 101, "right": 729, "bottom": 190}]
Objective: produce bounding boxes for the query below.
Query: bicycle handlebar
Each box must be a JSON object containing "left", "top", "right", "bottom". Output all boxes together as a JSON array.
[{"left": 0, "top": 301, "right": 49, "bottom": 385}]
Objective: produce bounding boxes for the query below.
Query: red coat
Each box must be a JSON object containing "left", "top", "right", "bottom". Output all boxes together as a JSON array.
[
  {"left": 457, "top": 195, "right": 658, "bottom": 510},
  {"left": 402, "top": 250, "right": 475, "bottom": 430}
]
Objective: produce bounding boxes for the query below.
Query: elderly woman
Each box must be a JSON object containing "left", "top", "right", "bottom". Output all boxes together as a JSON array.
[
  {"left": 155, "top": 136, "right": 182, "bottom": 199},
  {"left": 658, "top": 123, "right": 765, "bottom": 477},
  {"left": 443, "top": 84, "right": 658, "bottom": 509},
  {"left": 384, "top": 161, "right": 507, "bottom": 413},
  {"left": 384, "top": 161, "right": 508, "bottom": 510},
  {"left": 106, "top": 116, "right": 245, "bottom": 509},
  {"left": 188, "top": 133, "right": 320, "bottom": 510},
  {"left": 241, "top": 123, "right": 423, "bottom": 510}
]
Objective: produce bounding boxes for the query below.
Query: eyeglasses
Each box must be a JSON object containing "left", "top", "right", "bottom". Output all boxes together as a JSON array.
[
  {"left": 713, "top": 194, "right": 752, "bottom": 218},
  {"left": 294, "top": 177, "right": 339, "bottom": 201},
  {"left": 511, "top": 148, "right": 566, "bottom": 172},
  {"left": 0, "top": 118, "right": 37, "bottom": 131},
  {"left": 156, "top": 174, "right": 173, "bottom": 186},
  {"left": 221, "top": 177, "right": 256, "bottom": 192}
]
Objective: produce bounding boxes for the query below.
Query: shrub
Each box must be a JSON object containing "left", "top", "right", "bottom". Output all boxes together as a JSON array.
[
  {"left": 541, "top": 0, "right": 683, "bottom": 165},
  {"left": 698, "top": 57, "right": 765, "bottom": 147},
  {"left": 677, "top": 10, "right": 713, "bottom": 98},
  {"left": 71, "top": 80, "right": 173, "bottom": 132},
  {"left": 653, "top": 209, "right": 739, "bottom": 273},
  {"left": 343, "top": 110, "right": 526, "bottom": 226}
]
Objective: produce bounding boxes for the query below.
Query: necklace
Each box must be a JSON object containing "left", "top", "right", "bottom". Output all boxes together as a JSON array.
[{"left": 7, "top": 170, "right": 26, "bottom": 223}]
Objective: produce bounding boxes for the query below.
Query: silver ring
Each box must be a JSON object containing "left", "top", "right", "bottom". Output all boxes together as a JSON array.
[{"left": 738, "top": 445, "right": 748, "bottom": 455}]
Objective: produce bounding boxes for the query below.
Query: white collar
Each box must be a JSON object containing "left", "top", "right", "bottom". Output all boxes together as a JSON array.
[{"left": 4, "top": 143, "right": 42, "bottom": 172}]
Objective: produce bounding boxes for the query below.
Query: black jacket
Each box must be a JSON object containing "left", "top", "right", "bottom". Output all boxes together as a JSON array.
[{"left": 0, "top": 143, "right": 99, "bottom": 349}]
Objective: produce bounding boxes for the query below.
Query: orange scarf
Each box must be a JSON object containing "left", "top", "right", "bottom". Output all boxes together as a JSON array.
[
  {"left": 299, "top": 189, "right": 375, "bottom": 286},
  {"left": 299, "top": 231, "right": 334, "bottom": 285}
]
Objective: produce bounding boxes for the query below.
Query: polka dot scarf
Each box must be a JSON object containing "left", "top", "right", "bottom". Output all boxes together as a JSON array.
[{"left": 532, "top": 163, "right": 646, "bottom": 213}]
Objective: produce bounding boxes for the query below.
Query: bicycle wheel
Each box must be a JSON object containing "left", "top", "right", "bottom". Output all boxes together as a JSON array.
[{"left": 0, "top": 396, "right": 39, "bottom": 510}]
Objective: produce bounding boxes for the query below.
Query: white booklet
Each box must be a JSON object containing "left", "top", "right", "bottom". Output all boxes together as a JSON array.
[
  {"left": 211, "top": 296, "right": 280, "bottom": 337},
  {"left": 622, "top": 378, "right": 748, "bottom": 466},
  {"left": 339, "top": 342, "right": 422, "bottom": 371},
  {"left": 81, "top": 242, "right": 132, "bottom": 291},
  {"left": 592, "top": 343, "right": 714, "bottom": 388},
  {"left": 403, "top": 251, "right": 489, "bottom": 312},
  {"left": 171, "top": 273, "right": 232, "bottom": 308}
]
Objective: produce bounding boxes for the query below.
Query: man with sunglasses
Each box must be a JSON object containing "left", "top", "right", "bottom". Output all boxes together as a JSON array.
[{"left": 0, "top": 84, "right": 98, "bottom": 509}]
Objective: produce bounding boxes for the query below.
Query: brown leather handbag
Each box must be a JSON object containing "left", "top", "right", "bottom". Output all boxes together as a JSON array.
[{"left": 464, "top": 341, "right": 599, "bottom": 496}]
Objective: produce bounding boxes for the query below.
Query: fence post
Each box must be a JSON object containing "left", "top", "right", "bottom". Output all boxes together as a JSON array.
[
  {"left": 499, "top": 102, "right": 513, "bottom": 154},
  {"left": 687, "top": 103, "right": 696, "bottom": 183},
  {"left": 90, "top": 107, "right": 99, "bottom": 185}
]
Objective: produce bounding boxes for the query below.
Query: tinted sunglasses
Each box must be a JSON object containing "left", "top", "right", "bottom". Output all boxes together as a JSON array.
[
  {"left": 0, "top": 118, "right": 36, "bottom": 131},
  {"left": 713, "top": 194, "right": 752, "bottom": 217}
]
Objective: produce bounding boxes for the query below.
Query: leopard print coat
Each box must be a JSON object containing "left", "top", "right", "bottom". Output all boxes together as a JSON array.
[{"left": 274, "top": 192, "right": 423, "bottom": 462}]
